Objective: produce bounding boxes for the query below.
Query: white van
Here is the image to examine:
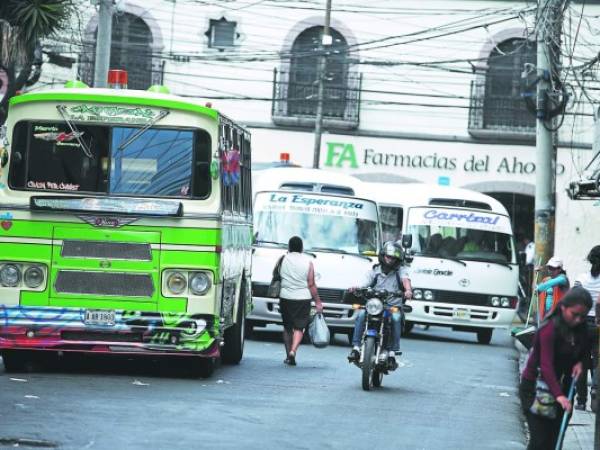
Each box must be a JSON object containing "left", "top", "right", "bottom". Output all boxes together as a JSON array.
[
  {"left": 249, "top": 167, "right": 379, "bottom": 341},
  {"left": 365, "top": 182, "right": 518, "bottom": 344}
]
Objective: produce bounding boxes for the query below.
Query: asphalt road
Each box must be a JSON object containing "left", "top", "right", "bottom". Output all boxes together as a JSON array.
[{"left": 0, "top": 326, "right": 526, "bottom": 450}]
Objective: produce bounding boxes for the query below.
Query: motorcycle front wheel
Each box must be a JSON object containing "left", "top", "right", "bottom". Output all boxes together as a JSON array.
[{"left": 362, "top": 336, "right": 377, "bottom": 391}]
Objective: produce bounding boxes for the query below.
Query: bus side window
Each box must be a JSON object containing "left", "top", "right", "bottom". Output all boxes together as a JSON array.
[{"left": 193, "top": 129, "right": 211, "bottom": 199}]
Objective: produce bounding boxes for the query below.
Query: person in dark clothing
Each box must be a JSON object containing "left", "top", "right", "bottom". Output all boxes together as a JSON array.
[{"left": 519, "top": 287, "right": 592, "bottom": 450}]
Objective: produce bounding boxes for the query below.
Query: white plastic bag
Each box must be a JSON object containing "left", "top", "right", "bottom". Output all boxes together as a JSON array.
[{"left": 308, "top": 313, "right": 330, "bottom": 348}]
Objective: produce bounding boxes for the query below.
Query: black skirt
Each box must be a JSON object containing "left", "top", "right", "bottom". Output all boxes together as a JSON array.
[{"left": 279, "top": 298, "right": 312, "bottom": 331}]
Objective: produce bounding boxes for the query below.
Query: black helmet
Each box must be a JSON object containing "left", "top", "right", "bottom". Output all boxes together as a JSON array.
[{"left": 378, "top": 241, "right": 402, "bottom": 271}]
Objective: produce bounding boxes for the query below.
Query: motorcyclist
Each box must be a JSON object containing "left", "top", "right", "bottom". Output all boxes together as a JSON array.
[{"left": 347, "top": 241, "right": 413, "bottom": 368}]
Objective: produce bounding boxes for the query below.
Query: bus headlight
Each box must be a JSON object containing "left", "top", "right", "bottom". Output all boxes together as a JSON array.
[
  {"left": 413, "top": 289, "right": 423, "bottom": 300},
  {"left": 24, "top": 266, "right": 44, "bottom": 288},
  {"left": 490, "top": 296, "right": 500, "bottom": 307},
  {"left": 189, "top": 272, "right": 211, "bottom": 296},
  {"left": 167, "top": 272, "right": 187, "bottom": 295},
  {"left": 424, "top": 290, "right": 434, "bottom": 300},
  {"left": 500, "top": 297, "right": 510, "bottom": 308},
  {"left": 0, "top": 264, "right": 21, "bottom": 287},
  {"left": 365, "top": 298, "right": 384, "bottom": 315}
]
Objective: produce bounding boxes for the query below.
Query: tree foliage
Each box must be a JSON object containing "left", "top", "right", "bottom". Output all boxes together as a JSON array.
[{"left": 0, "top": 0, "right": 76, "bottom": 124}]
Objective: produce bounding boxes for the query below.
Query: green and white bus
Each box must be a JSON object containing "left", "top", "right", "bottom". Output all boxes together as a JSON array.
[{"left": 0, "top": 77, "right": 252, "bottom": 376}]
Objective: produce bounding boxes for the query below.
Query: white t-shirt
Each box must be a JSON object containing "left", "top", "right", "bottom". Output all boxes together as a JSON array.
[
  {"left": 279, "top": 252, "right": 313, "bottom": 300},
  {"left": 574, "top": 272, "right": 600, "bottom": 317}
]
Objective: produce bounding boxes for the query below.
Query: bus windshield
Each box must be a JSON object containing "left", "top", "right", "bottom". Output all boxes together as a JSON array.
[
  {"left": 253, "top": 191, "right": 378, "bottom": 255},
  {"left": 407, "top": 206, "right": 516, "bottom": 264},
  {"left": 9, "top": 121, "right": 211, "bottom": 198}
]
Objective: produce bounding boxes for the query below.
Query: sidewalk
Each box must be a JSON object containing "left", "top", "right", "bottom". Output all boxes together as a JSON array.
[{"left": 514, "top": 339, "right": 595, "bottom": 449}]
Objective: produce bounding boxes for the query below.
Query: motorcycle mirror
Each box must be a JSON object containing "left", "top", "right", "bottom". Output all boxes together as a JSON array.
[{"left": 401, "top": 234, "right": 412, "bottom": 249}]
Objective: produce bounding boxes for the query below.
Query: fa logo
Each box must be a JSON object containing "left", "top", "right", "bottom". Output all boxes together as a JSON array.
[{"left": 324, "top": 142, "right": 358, "bottom": 168}]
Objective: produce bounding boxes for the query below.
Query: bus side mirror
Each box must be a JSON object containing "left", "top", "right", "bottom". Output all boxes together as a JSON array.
[
  {"left": 0, "top": 147, "right": 7, "bottom": 167},
  {"left": 401, "top": 234, "right": 412, "bottom": 249},
  {"left": 518, "top": 251, "right": 526, "bottom": 268}
]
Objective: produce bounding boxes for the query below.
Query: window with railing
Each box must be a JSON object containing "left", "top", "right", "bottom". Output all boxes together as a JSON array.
[
  {"left": 81, "top": 13, "right": 160, "bottom": 90},
  {"left": 469, "top": 38, "right": 536, "bottom": 141},
  {"left": 272, "top": 26, "right": 360, "bottom": 129}
]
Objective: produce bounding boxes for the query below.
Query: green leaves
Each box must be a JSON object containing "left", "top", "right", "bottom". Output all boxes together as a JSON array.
[{"left": 2, "top": 0, "right": 74, "bottom": 43}]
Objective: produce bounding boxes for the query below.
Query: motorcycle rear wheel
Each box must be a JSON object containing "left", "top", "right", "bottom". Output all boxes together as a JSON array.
[{"left": 361, "top": 336, "right": 377, "bottom": 391}]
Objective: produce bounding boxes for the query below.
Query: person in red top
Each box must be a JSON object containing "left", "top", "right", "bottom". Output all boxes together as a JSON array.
[{"left": 519, "top": 287, "right": 592, "bottom": 450}]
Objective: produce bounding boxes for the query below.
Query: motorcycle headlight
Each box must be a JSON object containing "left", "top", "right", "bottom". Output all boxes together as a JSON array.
[
  {"left": 166, "top": 272, "right": 187, "bottom": 295},
  {"left": 189, "top": 272, "right": 211, "bottom": 295},
  {"left": 413, "top": 289, "right": 423, "bottom": 300},
  {"left": 24, "top": 266, "right": 44, "bottom": 288},
  {"left": 0, "top": 264, "right": 21, "bottom": 287},
  {"left": 365, "top": 298, "right": 384, "bottom": 315},
  {"left": 490, "top": 296, "right": 500, "bottom": 307},
  {"left": 424, "top": 290, "right": 434, "bottom": 300}
]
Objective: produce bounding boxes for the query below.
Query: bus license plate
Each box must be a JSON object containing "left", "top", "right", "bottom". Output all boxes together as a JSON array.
[
  {"left": 84, "top": 310, "right": 116, "bottom": 326},
  {"left": 453, "top": 308, "right": 469, "bottom": 320}
]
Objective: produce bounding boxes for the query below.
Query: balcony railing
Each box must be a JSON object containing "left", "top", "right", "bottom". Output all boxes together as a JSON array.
[
  {"left": 468, "top": 79, "right": 536, "bottom": 142},
  {"left": 271, "top": 69, "right": 361, "bottom": 130}
]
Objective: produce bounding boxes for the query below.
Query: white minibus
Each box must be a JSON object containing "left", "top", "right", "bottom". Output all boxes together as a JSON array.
[
  {"left": 249, "top": 167, "right": 379, "bottom": 341},
  {"left": 366, "top": 182, "right": 518, "bottom": 344}
]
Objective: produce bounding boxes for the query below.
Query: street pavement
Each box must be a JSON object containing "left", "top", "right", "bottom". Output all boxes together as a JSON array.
[
  {"left": 0, "top": 326, "right": 525, "bottom": 449},
  {"left": 514, "top": 339, "right": 596, "bottom": 450}
]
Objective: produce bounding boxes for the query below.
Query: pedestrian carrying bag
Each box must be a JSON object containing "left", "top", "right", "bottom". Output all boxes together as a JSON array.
[
  {"left": 266, "top": 255, "right": 284, "bottom": 298},
  {"left": 308, "top": 313, "right": 330, "bottom": 348},
  {"left": 530, "top": 378, "right": 558, "bottom": 419}
]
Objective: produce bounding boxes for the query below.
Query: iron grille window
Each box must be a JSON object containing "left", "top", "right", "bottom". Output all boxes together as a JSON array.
[
  {"left": 483, "top": 38, "right": 536, "bottom": 130},
  {"left": 110, "top": 13, "right": 153, "bottom": 90},
  {"left": 207, "top": 18, "right": 237, "bottom": 49},
  {"left": 288, "top": 26, "right": 349, "bottom": 118}
]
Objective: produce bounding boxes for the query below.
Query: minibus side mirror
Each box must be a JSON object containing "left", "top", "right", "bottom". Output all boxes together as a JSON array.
[
  {"left": 518, "top": 251, "right": 526, "bottom": 268},
  {"left": 401, "top": 234, "right": 412, "bottom": 249}
]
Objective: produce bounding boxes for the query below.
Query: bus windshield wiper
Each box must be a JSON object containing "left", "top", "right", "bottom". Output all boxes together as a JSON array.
[
  {"left": 254, "top": 239, "right": 287, "bottom": 247},
  {"left": 56, "top": 105, "right": 94, "bottom": 158},
  {"left": 117, "top": 110, "right": 170, "bottom": 151},
  {"left": 459, "top": 257, "right": 514, "bottom": 270},
  {"left": 309, "top": 246, "right": 371, "bottom": 261}
]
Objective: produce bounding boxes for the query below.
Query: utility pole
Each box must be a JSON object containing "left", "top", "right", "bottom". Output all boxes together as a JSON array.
[
  {"left": 312, "top": 0, "right": 332, "bottom": 169},
  {"left": 533, "top": 0, "right": 564, "bottom": 268},
  {"left": 93, "top": 0, "right": 113, "bottom": 88}
]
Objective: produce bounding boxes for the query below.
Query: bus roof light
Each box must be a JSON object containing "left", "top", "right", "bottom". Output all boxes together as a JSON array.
[
  {"left": 280, "top": 152, "right": 290, "bottom": 164},
  {"left": 107, "top": 69, "right": 128, "bottom": 89}
]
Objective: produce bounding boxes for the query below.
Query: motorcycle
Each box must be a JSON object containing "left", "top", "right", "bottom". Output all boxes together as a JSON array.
[{"left": 346, "top": 287, "right": 412, "bottom": 391}]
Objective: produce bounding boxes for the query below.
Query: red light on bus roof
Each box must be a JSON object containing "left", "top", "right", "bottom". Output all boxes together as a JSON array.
[
  {"left": 280, "top": 152, "right": 290, "bottom": 163},
  {"left": 107, "top": 69, "right": 128, "bottom": 89}
]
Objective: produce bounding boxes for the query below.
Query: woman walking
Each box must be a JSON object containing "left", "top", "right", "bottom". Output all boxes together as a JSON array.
[
  {"left": 535, "top": 256, "right": 570, "bottom": 320},
  {"left": 573, "top": 245, "right": 600, "bottom": 411},
  {"left": 278, "top": 236, "right": 323, "bottom": 366},
  {"left": 519, "top": 287, "right": 592, "bottom": 450}
]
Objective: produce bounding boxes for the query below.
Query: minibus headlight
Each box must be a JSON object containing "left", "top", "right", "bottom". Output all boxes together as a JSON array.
[
  {"left": 424, "top": 290, "right": 434, "bottom": 300},
  {"left": 0, "top": 264, "right": 21, "bottom": 287},
  {"left": 24, "top": 266, "right": 44, "bottom": 288},
  {"left": 167, "top": 272, "right": 187, "bottom": 295},
  {"left": 500, "top": 297, "right": 510, "bottom": 308},
  {"left": 490, "top": 296, "right": 500, "bottom": 307},
  {"left": 189, "top": 272, "right": 211, "bottom": 295},
  {"left": 365, "top": 298, "right": 384, "bottom": 315},
  {"left": 413, "top": 289, "right": 423, "bottom": 300}
]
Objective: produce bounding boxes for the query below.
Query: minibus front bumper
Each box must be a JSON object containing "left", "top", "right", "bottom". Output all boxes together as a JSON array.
[{"left": 0, "top": 305, "right": 218, "bottom": 356}]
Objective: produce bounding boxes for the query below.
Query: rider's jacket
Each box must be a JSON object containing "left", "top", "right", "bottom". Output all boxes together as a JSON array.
[{"left": 362, "top": 264, "right": 410, "bottom": 307}]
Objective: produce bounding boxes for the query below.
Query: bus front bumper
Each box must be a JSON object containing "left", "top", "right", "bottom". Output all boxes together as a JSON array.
[
  {"left": 405, "top": 301, "right": 516, "bottom": 329},
  {"left": 0, "top": 305, "right": 218, "bottom": 357},
  {"left": 248, "top": 296, "right": 357, "bottom": 331}
]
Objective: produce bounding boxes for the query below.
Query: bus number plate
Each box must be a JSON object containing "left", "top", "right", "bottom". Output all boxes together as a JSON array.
[
  {"left": 453, "top": 308, "right": 469, "bottom": 320},
  {"left": 84, "top": 310, "right": 116, "bottom": 326}
]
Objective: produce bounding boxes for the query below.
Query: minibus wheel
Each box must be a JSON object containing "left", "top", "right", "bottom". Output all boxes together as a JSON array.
[
  {"left": 1, "top": 350, "right": 28, "bottom": 373},
  {"left": 476, "top": 329, "right": 493, "bottom": 345}
]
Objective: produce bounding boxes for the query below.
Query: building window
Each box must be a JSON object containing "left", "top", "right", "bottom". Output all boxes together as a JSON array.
[
  {"left": 206, "top": 17, "right": 237, "bottom": 50},
  {"left": 80, "top": 13, "right": 155, "bottom": 90},
  {"left": 272, "top": 26, "right": 360, "bottom": 129},
  {"left": 469, "top": 38, "right": 536, "bottom": 141}
]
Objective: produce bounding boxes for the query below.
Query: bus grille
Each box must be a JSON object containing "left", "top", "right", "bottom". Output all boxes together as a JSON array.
[
  {"left": 61, "top": 331, "right": 142, "bottom": 342},
  {"left": 55, "top": 271, "right": 154, "bottom": 297},
  {"left": 61, "top": 240, "right": 152, "bottom": 261},
  {"left": 431, "top": 290, "right": 489, "bottom": 306}
]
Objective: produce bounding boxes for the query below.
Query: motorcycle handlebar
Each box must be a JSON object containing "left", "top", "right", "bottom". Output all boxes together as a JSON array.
[{"left": 342, "top": 287, "right": 402, "bottom": 304}]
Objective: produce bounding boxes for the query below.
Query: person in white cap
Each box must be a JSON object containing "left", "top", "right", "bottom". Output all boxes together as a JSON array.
[{"left": 535, "top": 256, "right": 570, "bottom": 320}]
